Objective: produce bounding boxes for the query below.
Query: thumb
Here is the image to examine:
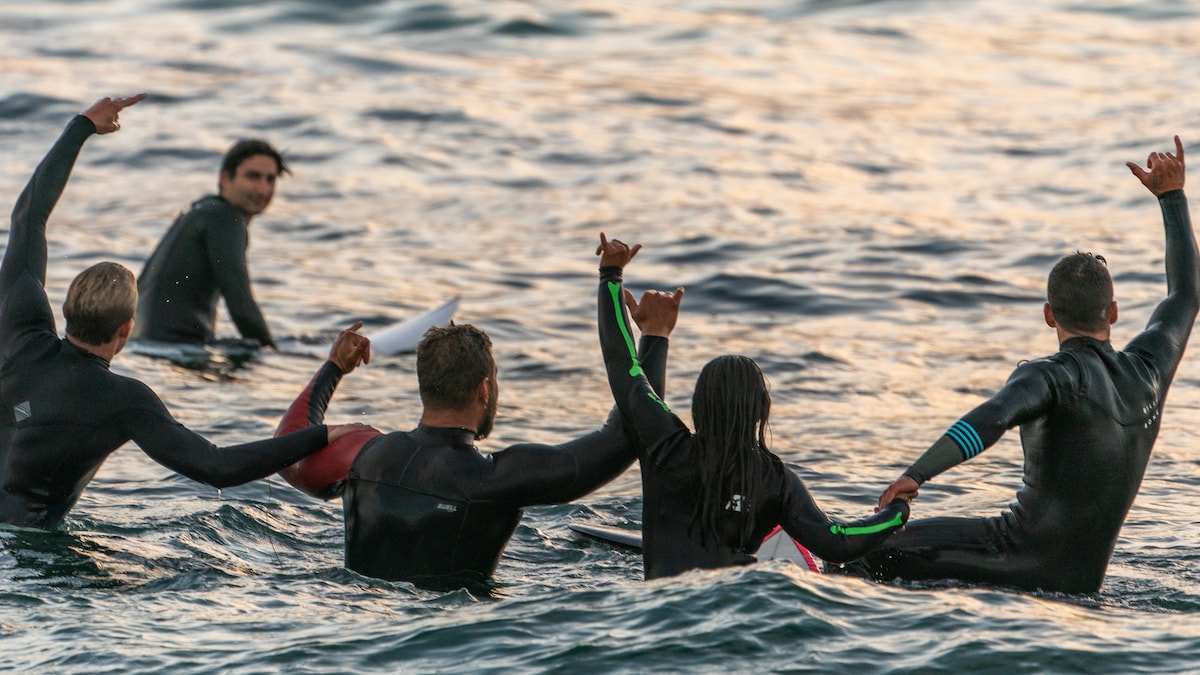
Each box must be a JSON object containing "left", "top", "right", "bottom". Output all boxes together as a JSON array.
[{"left": 623, "top": 288, "right": 639, "bottom": 314}]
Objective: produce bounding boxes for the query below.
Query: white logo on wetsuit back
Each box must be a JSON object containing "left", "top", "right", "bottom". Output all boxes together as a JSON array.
[
  {"left": 14, "top": 401, "right": 31, "bottom": 423},
  {"left": 437, "top": 503, "right": 458, "bottom": 513},
  {"left": 725, "top": 494, "right": 744, "bottom": 512}
]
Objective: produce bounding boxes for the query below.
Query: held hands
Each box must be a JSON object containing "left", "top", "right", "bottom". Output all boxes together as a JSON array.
[
  {"left": 877, "top": 475, "right": 919, "bottom": 512},
  {"left": 328, "top": 321, "right": 371, "bottom": 374},
  {"left": 596, "top": 232, "right": 641, "bottom": 269},
  {"left": 82, "top": 93, "right": 148, "bottom": 134},
  {"left": 1127, "top": 135, "right": 1185, "bottom": 196},
  {"left": 624, "top": 287, "right": 685, "bottom": 338}
]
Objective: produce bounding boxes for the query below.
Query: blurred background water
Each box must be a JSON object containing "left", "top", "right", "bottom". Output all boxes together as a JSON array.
[{"left": 2, "top": 0, "right": 1200, "bottom": 672}]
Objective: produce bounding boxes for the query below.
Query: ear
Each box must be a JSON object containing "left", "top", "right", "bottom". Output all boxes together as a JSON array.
[
  {"left": 117, "top": 317, "right": 135, "bottom": 339},
  {"left": 475, "top": 377, "right": 491, "bottom": 406},
  {"left": 1043, "top": 302, "right": 1057, "bottom": 328},
  {"left": 1108, "top": 300, "right": 1118, "bottom": 325},
  {"left": 218, "top": 170, "right": 231, "bottom": 196}
]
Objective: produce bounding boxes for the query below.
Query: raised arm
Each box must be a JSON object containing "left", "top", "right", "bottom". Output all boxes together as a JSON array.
[
  {"left": 1125, "top": 136, "right": 1199, "bottom": 369},
  {"left": 276, "top": 322, "right": 381, "bottom": 498},
  {"left": 1, "top": 94, "right": 145, "bottom": 353},
  {"left": 596, "top": 233, "right": 689, "bottom": 452}
]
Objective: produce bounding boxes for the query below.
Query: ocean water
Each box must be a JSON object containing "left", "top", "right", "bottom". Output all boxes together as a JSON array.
[{"left": 3, "top": 0, "right": 1200, "bottom": 672}]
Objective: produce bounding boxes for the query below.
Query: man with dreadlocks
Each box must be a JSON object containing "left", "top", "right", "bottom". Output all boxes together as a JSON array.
[
  {"left": 595, "top": 234, "right": 910, "bottom": 580},
  {"left": 834, "top": 136, "right": 1198, "bottom": 594}
]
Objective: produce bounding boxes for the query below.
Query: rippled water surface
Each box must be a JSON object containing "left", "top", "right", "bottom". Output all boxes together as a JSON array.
[{"left": 3, "top": 0, "right": 1200, "bottom": 672}]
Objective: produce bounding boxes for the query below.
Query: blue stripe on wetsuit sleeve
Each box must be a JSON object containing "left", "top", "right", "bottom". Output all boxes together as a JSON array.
[{"left": 945, "top": 420, "right": 984, "bottom": 459}]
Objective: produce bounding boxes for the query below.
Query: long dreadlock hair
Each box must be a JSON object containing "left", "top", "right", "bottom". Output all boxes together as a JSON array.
[{"left": 688, "top": 355, "right": 772, "bottom": 550}]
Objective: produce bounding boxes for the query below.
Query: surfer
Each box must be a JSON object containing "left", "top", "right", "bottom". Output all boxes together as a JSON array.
[
  {"left": 828, "top": 136, "right": 1198, "bottom": 594},
  {"left": 133, "top": 136, "right": 289, "bottom": 347},
  {"left": 0, "top": 96, "right": 371, "bottom": 530},
  {"left": 594, "top": 234, "right": 910, "bottom": 580},
  {"left": 274, "top": 311, "right": 676, "bottom": 589}
]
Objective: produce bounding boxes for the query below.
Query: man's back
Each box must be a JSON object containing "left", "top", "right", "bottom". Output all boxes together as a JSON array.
[
  {"left": 1005, "top": 336, "right": 1172, "bottom": 590},
  {"left": 344, "top": 426, "right": 525, "bottom": 587},
  {"left": 0, "top": 329, "right": 160, "bottom": 528}
]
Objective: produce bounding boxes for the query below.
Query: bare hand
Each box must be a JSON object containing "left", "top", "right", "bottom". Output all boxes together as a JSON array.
[
  {"left": 596, "top": 232, "right": 641, "bottom": 269},
  {"left": 877, "top": 475, "right": 919, "bottom": 512},
  {"left": 327, "top": 422, "right": 378, "bottom": 443},
  {"left": 1127, "top": 135, "right": 1185, "bottom": 196},
  {"left": 625, "top": 287, "right": 684, "bottom": 338},
  {"left": 81, "top": 93, "right": 147, "bottom": 135},
  {"left": 328, "top": 321, "right": 371, "bottom": 373}
]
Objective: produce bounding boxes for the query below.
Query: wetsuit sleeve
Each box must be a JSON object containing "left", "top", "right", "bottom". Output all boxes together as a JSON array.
[
  {"left": 277, "top": 361, "right": 344, "bottom": 433},
  {"left": 488, "top": 332, "right": 670, "bottom": 505},
  {"left": 204, "top": 212, "right": 275, "bottom": 347},
  {"left": 119, "top": 382, "right": 331, "bottom": 488},
  {"left": 1, "top": 115, "right": 96, "bottom": 353},
  {"left": 1123, "top": 190, "right": 1199, "bottom": 381},
  {"left": 274, "top": 360, "right": 383, "bottom": 499},
  {"left": 778, "top": 471, "right": 909, "bottom": 564},
  {"left": 903, "top": 364, "right": 1055, "bottom": 484},
  {"left": 598, "top": 266, "right": 691, "bottom": 458}
]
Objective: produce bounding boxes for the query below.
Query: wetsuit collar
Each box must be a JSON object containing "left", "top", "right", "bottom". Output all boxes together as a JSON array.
[
  {"left": 414, "top": 424, "right": 478, "bottom": 447},
  {"left": 1060, "top": 335, "right": 1113, "bottom": 352},
  {"left": 62, "top": 338, "right": 112, "bottom": 369}
]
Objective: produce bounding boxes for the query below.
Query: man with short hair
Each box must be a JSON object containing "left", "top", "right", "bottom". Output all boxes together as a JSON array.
[
  {"left": 0, "top": 95, "right": 368, "bottom": 530},
  {"left": 134, "top": 137, "right": 289, "bottom": 347},
  {"left": 833, "top": 137, "right": 1198, "bottom": 594},
  {"left": 276, "top": 302, "right": 679, "bottom": 589}
]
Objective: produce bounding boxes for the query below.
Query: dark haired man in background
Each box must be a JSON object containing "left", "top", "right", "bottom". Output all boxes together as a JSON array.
[{"left": 134, "top": 139, "right": 289, "bottom": 347}]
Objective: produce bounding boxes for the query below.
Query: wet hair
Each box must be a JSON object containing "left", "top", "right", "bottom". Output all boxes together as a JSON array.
[
  {"left": 63, "top": 262, "right": 137, "bottom": 346},
  {"left": 417, "top": 323, "right": 495, "bottom": 410},
  {"left": 688, "top": 355, "right": 773, "bottom": 549},
  {"left": 220, "top": 139, "right": 290, "bottom": 180},
  {"left": 1047, "top": 251, "right": 1113, "bottom": 334}
]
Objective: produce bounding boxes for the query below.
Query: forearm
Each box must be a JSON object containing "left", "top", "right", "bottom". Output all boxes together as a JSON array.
[
  {"left": 598, "top": 267, "right": 679, "bottom": 447},
  {"left": 136, "top": 416, "right": 330, "bottom": 488},
  {"left": 276, "top": 361, "right": 344, "bottom": 436},
  {"left": 781, "top": 473, "right": 909, "bottom": 563},
  {"left": 1159, "top": 190, "right": 1198, "bottom": 299},
  {"left": 2, "top": 115, "right": 95, "bottom": 287}
]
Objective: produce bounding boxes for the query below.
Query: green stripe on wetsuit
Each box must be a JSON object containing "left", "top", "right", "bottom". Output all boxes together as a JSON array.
[
  {"left": 607, "top": 281, "right": 643, "bottom": 378},
  {"left": 606, "top": 280, "right": 670, "bottom": 413},
  {"left": 829, "top": 510, "right": 905, "bottom": 536}
]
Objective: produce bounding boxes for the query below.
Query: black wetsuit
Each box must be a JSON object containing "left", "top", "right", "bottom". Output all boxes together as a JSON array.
[
  {"left": 598, "top": 267, "right": 910, "bottom": 580},
  {"left": 277, "top": 337, "right": 668, "bottom": 588},
  {"left": 833, "top": 190, "right": 1199, "bottom": 594},
  {"left": 134, "top": 194, "right": 274, "bottom": 347},
  {"left": 0, "top": 115, "right": 330, "bottom": 530}
]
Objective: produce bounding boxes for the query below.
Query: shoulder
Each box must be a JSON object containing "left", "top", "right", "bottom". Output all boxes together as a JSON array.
[
  {"left": 108, "top": 371, "right": 170, "bottom": 412},
  {"left": 187, "top": 197, "right": 245, "bottom": 230}
]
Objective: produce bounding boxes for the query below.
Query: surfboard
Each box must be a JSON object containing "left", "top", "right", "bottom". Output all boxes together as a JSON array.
[
  {"left": 364, "top": 296, "right": 460, "bottom": 356},
  {"left": 569, "top": 521, "right": 822, "bottom": 572}
]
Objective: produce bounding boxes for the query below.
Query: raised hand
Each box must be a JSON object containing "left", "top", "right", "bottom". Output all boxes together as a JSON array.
[
  {"left": 624, "top": 287, "right": 685, "bottom": 338},
  {"left": 81, "top": 93, "right": 147, "bottom": 135},
  {"left": 328, "top": 321, "right": 371, "bottom": 374},
  {"left": 1127, "top": 135, "right": 1185, "bottom": 196},
  {"left": 596, "top": 232, "right": 642, "bottom": 269}
]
